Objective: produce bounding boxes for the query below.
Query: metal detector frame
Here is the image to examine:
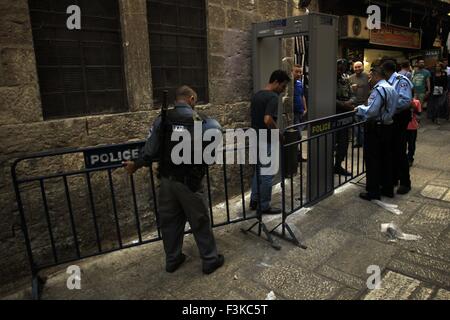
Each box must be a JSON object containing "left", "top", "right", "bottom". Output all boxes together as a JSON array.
[{"left": 251, "top": 13, "right": 339, "bottom": 246}]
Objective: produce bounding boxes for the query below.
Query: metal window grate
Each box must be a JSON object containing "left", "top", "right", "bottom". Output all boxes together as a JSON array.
[
  {"left": 147, "top": 0, "right": 209, "bottom": 105},
  {"left": 29, "top": 0, "right": 128, "bottom": 119}
]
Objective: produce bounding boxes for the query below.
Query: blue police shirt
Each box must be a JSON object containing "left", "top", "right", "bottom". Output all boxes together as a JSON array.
[
  {"left": 356, "top": 79, "right": 399, "bottom": 125},
  {"left": 388, "top": 72, "right": 413, "bottom": 112},
  {"left": 294, "top": 79, "right": 305, "bottom": 113}
]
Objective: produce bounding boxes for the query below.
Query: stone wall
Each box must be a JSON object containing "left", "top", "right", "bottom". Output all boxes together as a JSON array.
[
  {"left": 0, "top": 0, "right": 306, "bottom": 294},
  {"left": 207, "top": 0, "right": 291, "bottom": 105}
]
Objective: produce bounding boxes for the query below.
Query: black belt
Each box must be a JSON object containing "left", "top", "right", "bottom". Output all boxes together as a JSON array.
[{"left": 367, "top": 120, "right": 392, "bottom": 126}]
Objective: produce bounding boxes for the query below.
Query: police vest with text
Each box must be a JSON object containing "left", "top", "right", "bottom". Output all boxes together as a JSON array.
[{"left": 159, "top": 105, "right": 221, "bottom": 191}]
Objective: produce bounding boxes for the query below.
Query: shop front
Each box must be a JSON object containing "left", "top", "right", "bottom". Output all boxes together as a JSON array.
[{"left": 340, "top": 17, "right": 423, "bottom": 72}]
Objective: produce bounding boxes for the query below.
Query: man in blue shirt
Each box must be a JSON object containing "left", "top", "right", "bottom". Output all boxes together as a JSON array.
[
  {"left": 355, "top": 66, "right": 399, "bottom": 201},
  {"left": 382, "top": 60, "right": 414, "bottom": 195},
  {"left": 292, "top": 65, "right": 308, "bottom": 161}
]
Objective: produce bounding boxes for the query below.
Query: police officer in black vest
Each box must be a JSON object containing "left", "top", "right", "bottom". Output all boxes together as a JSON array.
[{"left": 124, "top": 86, "right": 224, "bottom": 275}]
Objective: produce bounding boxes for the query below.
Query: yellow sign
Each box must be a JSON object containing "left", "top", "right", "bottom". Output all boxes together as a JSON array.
[{"left": 311, "top": 122, "right": 331, "bottom": 135}]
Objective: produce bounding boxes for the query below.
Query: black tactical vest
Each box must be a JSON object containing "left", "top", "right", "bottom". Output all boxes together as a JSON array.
[{"left": 159, "top": 105, "right": 220, "bottom": 192}]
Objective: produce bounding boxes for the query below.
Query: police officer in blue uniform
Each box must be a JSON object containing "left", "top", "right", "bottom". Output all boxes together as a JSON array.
[
  {"left": 381, "top": 60, "right": 414, "bottom": 195},
  {"left": 124, "top": 86, "right": 224, "bottom": 275},
  {"left": 355, "top": 66, "right": 399, "bottom": 201}
]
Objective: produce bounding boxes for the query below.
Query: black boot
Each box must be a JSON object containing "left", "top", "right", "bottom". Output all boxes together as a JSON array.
[
  {"left": 359, "top": 193, "right": 380, "bottom": 201},
  {"left": 397, "top": 185, "right": 411, "bottom": 195},
  {"left": 203, "top": 255, "right": 225, "bottom": 275},
  {"left": 166, "top": 254, "right": 186, "bottom": 273},
  {"left": 334, "top": 165, "right": 352, "bottom": 176}
]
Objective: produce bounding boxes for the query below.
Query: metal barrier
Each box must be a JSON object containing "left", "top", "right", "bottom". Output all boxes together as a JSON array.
[
  {"left": 11, "top": 141, "right": 260, "bottom": 299},
  {"left": 269, "top": 110, "right": 366, "bottom": 246},
  {"left": 11, "top": 111, "right": 366, "bottom": 299}
]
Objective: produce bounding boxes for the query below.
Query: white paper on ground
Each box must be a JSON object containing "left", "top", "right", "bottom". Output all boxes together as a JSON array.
[
  {"left": 372, "top": 200, "right": 403, "bottom": 215},
  {"left": 380, "top": 222, "right": 422, "bottom": 241},
  {"left": 265, "top": 291, "right": 277, "bottom": 300}
]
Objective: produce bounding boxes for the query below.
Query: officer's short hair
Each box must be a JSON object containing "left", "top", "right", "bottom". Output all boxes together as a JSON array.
[
  {"left": 269, "top": 70, "right": 291, "bottom": 84},
  {"left": 381, "top": 60, "right": 397, "bottom": 73},
  {"left": 370, "top": 66, "right": 386, "bottom": 78},
  {"left": 176, "top": 86, "right": 197, "bottom": 100}
]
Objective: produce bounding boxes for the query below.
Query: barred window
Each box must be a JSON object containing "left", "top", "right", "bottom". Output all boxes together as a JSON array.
[
  {"left": 147, "top": 0, "right": 208, "bottom": 105},
  {"left": 29, "top": 0, "right": 127, "bottom": 119}
]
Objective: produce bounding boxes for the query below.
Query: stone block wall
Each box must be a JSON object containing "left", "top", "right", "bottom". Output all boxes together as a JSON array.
[{"left": 207, "top": 0, "right": 291, "bottom": 105}]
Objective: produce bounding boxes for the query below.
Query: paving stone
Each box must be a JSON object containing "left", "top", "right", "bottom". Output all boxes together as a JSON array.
[
  {"left": 428, "top": 179, "right": 450, "bottom": 188},
  {"left": 410, "top": 285, "right": 434, "bottom": 300},
  {"left": 176, "top": 275, "right": 273, "bottom": 300},
  {"left": 290, "top": 206, "right": 341, "bottom": 239},
  {"left": 331, "top": 287, "right": 361, "bottom": 300},
  {"left": 408, "top": 167, "right": 441, "bottom": 189},
  {"left": 387, "top": 259, "right": 450, "bottom": 289},
  {"left": 316, "top": 264, "right": 367, "bottom": 290},
  {"left": 256, "top": 263, "right": 342, "bottom": 300},
  {"left": 397, "top": 251, "right": 450, "bottom": 275},
  {"left": 316, "top": 184, "right": 361, "bottom": 210},
  {"left": 394, "top": 235, "right": 450, "bottom": 263},
  {"left": 414, "top": 141, "right": 450, "bottom": 171},
  {"left": 282, "top": 228, "right": 353, "bottom": 270},
  {"left": 433, "top": 289, "right": 450, "bottom": 300},
  {"left": 231, "top": 278, "right": 275, "bottom": 300},
  {"left": 443, "top": 190, "right": 450, "bottom": 203},
  {"left": 439, "top": 171, "right": 450, "bottom": 180},
  {"left": 406, "top": 205, "right": 450, "bottom": 236},
  {"left": 333, "top": 199, "right": 423, "bottom": 243},
  {"left": 421, "top": 185, "right": 448, "bottom": 200},
  {"left": 324, "top": 236, "right": 399, "bottom": 280},
  {"left": 363, "top": 271, "right": 421, "bottom": 300}
]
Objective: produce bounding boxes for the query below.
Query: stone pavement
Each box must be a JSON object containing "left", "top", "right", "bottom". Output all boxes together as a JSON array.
[{"left": 3, "top": 119, "right": 450, "bottom": 300}]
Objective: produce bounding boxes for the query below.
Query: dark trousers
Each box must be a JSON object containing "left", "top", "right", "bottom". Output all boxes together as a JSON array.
[
  {"left": 354, "top": 122, "right": 365, "bottom": 146},
  {"left": 364, "top": 122, "right": 394, "bottom": 198},
  {"left": 158, "top": 177, "right": 219, "bottom": 269},
  {"left": 392, "top": 109, "right": 411, "bottom": 188},
  {"left": 335, "top": 129, "right": 349, "bottom": 167},
  {"left": 406, "top": 130, "right": 417, "bottom": 163}
]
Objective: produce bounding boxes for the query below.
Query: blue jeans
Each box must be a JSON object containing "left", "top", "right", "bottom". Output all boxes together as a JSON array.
[
  {"left": 293, "top": 112, "right": 305, "bottom": 140},
  {"left": 250, "top": 144, "right": 273, "bottom": 211}
]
